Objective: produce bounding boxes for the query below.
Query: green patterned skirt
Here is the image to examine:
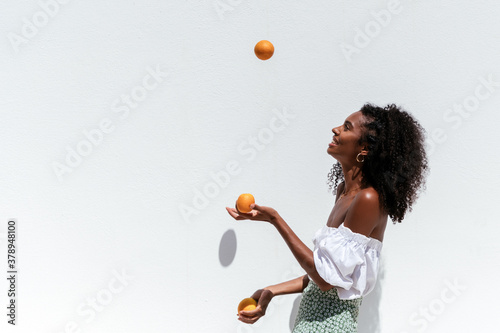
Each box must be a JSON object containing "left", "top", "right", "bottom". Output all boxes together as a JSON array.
[{"left": 292, "top": 279, "right": 362, "bottom": 332}]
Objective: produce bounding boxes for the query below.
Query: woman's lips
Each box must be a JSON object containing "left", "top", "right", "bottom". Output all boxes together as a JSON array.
[
  {"left": 329, "top": 137, "right": 339, "bottom": 147},
  {"left": 328, "top": 141, "right": 337, "bottom": 147}
]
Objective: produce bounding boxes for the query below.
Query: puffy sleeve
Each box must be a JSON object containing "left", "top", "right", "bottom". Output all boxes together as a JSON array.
[{"left": 312, "top": 224, "right": 383, "bottom": 300}]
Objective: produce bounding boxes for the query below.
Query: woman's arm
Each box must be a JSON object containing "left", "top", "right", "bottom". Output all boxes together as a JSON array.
[
  {"left": 238, "top": 275, "right": 309, "bottom": 324},
  {"left": 264, "top": 274, "right": 309, "bottom": 296},
  {"left": 225, "top": 204, "right": 334, "bottom": 291},
  {"left": 269, "top": 213, "right": 334, "bottom": 292}
]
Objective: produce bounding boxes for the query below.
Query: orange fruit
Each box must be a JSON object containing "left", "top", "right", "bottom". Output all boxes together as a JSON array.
[
  {"left": 238, "top": 298, "right": 257, "bottom": 313},
  {"left": 236, "top": 193, "right": 255, "bottom": 213},
  {"left": 254, "top": 40, "right": 274, "bottom": 60}
]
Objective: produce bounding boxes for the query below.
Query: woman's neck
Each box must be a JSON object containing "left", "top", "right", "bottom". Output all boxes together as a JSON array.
[{"left": 341, "top": 164, "right": 364, "bottom": 192}]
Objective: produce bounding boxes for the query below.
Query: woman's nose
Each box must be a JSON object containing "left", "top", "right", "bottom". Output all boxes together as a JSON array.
[{"left": 332, "top": 126, "right": 340, "bottom": 135}]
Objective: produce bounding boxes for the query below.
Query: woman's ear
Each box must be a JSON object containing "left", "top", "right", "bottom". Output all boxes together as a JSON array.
[{"left": 359, "top": 144, "right": 369, "bottom": 156}]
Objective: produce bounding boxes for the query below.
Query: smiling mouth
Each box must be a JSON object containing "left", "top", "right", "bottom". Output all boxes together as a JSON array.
[{"left": 328, "top": 138, "right": 338, "bottom": 148}]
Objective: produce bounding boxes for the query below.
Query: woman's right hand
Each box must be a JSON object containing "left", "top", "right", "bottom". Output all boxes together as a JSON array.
[{"left": 238, "top": 288, "right": 274, "bottom": 324}]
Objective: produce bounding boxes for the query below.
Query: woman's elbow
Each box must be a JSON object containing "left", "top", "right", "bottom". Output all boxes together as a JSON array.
[
  {"left": 308, "top": 264, "right": 335, "bottom": 291},
  {"left": 313, "top": 275, "right": 335, "bottom": 291},
  {"left": 318, "top": 282, "right": 335, "bottom": 292}
]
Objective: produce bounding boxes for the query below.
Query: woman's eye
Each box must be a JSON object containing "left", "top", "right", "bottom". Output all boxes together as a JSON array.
[{"left": 344, "top": 124, "right": 349, "bottom": 131}]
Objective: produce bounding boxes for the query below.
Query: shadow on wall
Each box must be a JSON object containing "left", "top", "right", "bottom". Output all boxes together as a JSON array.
[
  {"left": 357, "top": 254, "right": 386, "bottom": 333},
  {"left": 289, "top": 294, "right": 302, "bottom": 331},
  {"left": 219, "top": 229, "right": 237, "bottom": 267}
]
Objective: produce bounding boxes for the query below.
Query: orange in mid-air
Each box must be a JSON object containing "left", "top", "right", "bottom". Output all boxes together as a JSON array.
[
  {"left": 238, "top": 298, "right": 257, "bottom": 314},
  {"left": 236, "top": 193, "right": 255, "bottom": 213},
  {"left": 254, "top": 40, "right": 274, "bottom": 60}
]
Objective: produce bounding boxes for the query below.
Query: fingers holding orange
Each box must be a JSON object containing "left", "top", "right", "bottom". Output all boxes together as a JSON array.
[
  {"left": 238, "top": 311, "right": 261, "bottom": 324},
  {"left": 238, "top": 297, "right": 257, "bottom": 314},
  {"left": 237, "top": 298, "right": 262, "bottom": 324},
  {"left": 225, "top": 206, "right": 250, "bottom": 220}
]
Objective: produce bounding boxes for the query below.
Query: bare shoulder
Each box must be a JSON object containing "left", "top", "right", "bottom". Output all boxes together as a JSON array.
[
  {"left": 356, "top": 187, "right": 380, "bottom": 204},
  {"left": 350, "top": 187, "right": 383, "bottom": 218},
  {"left": 343, "top": 187, "right": 384, "bottom": 239}
]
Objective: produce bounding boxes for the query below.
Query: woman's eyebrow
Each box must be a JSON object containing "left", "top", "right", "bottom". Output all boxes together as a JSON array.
[{"left": 345, "top": 120, "right": 354, "bottom": 128}]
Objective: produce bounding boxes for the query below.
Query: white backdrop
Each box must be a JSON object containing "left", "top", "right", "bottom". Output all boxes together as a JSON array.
[{"left": 1, "top": 1, "right": 499, "bottom": 332}]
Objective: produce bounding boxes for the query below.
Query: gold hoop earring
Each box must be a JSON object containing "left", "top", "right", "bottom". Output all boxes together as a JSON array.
[{"left": 356, "top": 153, "right": 365, "bottom": 163}]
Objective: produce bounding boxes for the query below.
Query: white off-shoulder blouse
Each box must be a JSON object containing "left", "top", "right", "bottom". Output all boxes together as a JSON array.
[{"left": 311, "top": 223, "right": 383, "bottom": 300}]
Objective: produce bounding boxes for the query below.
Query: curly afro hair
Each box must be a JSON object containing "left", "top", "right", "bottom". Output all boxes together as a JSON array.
[{"left": 327, "top": 103, "right": 429, "bottom": 223}]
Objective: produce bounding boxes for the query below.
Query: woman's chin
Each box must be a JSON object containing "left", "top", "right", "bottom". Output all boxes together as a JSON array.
[
  {"left": 326, "top": 149, "right": 342, "bottom": 162},
  {"left": 326, "top": 147, "right": 336, "bottom": 156}
]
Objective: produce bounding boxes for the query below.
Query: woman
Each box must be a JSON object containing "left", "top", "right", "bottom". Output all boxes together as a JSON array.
[{"left": 226, "top": 103, "right": 428, "bottom": 332}]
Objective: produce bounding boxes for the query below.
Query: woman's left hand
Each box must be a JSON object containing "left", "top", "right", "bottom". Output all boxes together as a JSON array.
[{"left": 225, "top": 202, "right": 278, "bottom": 223}]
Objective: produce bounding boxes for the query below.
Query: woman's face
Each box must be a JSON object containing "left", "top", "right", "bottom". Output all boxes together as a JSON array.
[{"left": 327, "top": 111, "right": 368, "bottom": 163}]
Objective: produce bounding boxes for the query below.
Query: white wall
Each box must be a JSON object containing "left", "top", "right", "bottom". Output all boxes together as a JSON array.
[{"left": 1, "top": 1, "right": 499, "bottom": 332}]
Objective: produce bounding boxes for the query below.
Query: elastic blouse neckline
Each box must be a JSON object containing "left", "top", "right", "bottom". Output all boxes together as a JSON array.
[{"left": 319, "top": 223, "right": 383, "bottom": 252}]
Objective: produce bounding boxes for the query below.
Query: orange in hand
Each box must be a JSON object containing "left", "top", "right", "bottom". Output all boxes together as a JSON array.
[
  {"left": 238, "top": 297, "right": 257, "bottom": 314},
  {"left": 254, "top": 40, "right": 274, "bottom": 60},
  {"left": 236, "top": 193, "right": 255, "bottom": 213}
]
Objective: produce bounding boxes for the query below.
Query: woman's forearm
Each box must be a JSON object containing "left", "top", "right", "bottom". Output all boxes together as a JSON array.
[
  {"left": 264, "top": 275, "right": 309, "bottom": 296},
  {"left": 270, "top": 213, "right": 333, "bottom": 292},
  {"left": 269, "top": 213, "right": 316, "bottom": 273}
]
